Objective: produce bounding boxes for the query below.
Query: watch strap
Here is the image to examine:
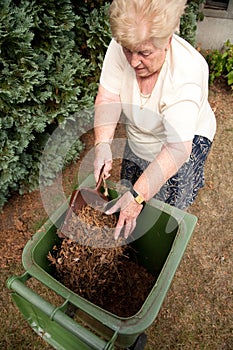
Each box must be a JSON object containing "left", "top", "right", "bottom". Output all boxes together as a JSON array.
[{"left": 130, "top": 188, "right": 146, "bottom": 205}]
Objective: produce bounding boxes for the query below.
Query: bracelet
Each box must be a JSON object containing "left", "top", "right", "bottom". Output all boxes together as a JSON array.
[{"left": 94, "top": 141, "right": 111, "bottom": 147}]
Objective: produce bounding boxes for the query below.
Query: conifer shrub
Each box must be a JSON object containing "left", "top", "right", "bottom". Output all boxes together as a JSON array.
[
  {"left": 0, "top": 0, "right": 111, "bottom": 207},
  {"left": 180, "top": 0, "right": 205, "bottom": 47}
]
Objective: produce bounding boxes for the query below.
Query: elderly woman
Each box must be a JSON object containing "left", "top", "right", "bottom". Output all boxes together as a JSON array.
[{"left": 94, "top": 0, "right": 216, "bottom": 240}]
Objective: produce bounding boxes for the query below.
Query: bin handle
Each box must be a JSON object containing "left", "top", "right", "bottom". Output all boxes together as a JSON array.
[
  {"left": 104, "top": 329, "right": 119, "bottom": 350},
  {"left": 7, "top": 274, "right": 119, "bottom": 350}
]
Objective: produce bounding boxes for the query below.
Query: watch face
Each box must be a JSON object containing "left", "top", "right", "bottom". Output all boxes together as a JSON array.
[
  {"left": 135, "top": 195, "right": 144, "bottom": 204},
  {"left": 131, "top": 188, "right": 145, "bottom": 204}
]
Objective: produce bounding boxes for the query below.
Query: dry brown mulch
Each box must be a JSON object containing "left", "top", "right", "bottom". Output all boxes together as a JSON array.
[{"left": 48, "top": 205, "right": 155, "bottom": 318}]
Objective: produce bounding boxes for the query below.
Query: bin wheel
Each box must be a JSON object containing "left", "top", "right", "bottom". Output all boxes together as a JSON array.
[{"left": 128, "top": 333, "right": 147, "bottom": 350}]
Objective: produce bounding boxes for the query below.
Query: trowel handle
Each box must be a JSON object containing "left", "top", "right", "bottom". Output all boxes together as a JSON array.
[{"left": 95, "top": 165, "right": 108, "bottom": 196}]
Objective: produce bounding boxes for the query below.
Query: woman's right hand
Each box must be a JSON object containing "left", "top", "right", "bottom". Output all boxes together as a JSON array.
[{"left": 94, "top": 142, "right": 112, "bottom": 182}]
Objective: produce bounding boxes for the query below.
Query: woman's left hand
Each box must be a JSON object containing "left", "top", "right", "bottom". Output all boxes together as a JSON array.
[{"left": 105, "top": 191, "right": 143, "bottom": 240}]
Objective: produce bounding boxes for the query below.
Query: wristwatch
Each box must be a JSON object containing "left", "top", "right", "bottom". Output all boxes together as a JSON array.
[{"left": 130, "top": 188, "right": 146, "bottom": 205}]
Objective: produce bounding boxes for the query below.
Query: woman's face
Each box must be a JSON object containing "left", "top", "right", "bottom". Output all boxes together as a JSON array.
[{"left": 122, "top": 39, "right": 170, "bottom": 78}]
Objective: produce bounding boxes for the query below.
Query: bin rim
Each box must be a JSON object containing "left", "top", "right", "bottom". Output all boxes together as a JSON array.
[{"left": 22, "top": 194, "right": 197, "bottom": 335}]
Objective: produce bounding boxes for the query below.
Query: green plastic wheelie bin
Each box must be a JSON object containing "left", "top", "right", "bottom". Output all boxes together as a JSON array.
[{"left": 7, "top": 177, "right": 197, "bottom": 350}]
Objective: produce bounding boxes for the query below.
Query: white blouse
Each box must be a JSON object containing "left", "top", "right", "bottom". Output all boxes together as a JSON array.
[{"left": 99, "top": 34, "right": 216, "bottom": 162}]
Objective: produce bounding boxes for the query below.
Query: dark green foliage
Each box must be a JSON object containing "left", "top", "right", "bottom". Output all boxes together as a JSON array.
[
  {"left": 0, "top": 0, "right": 111, "bottom": 207},
  {"left": 72, "top": 1, "right": 111, "bottom": 88},
  {"left": 180, "top": 0, "right": 205, "bottom": 46}
]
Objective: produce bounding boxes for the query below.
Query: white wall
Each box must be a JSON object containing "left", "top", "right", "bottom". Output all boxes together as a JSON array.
[
  {"left": 196, "top": 0, "right": 233, "bottom": 49},
  {"left": 197, "top": 17, "right": 233, "bottom": 49}
]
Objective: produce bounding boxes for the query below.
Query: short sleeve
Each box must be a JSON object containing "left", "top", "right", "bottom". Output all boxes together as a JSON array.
[
  {"left": 162, "top": 83, "right": 202, "bottom": 143},
  {"left": 99, "top": 39, "right": 127, "bottom": 95}
]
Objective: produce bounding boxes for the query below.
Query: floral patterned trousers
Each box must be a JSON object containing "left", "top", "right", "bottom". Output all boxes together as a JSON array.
[{"left": 120, "top": 135, "right": 212, "bottom": 210}]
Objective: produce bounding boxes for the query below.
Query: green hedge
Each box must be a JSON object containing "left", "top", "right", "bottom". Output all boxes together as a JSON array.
[
  {"left": 180, "top": 0, "right": 205, "bottom": 47},
  {"left": 0, "top": 0, "right": 111, "bottom": 207}
]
